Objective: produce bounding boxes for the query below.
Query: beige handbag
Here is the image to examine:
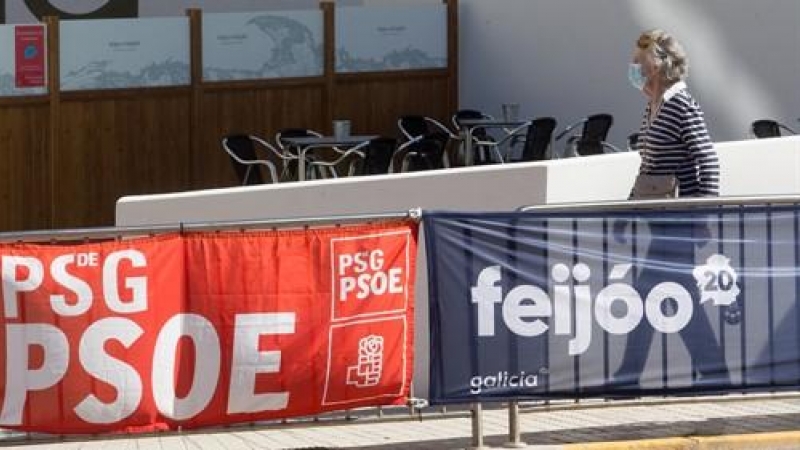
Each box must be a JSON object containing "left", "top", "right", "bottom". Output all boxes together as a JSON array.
[{"left": 630, "top": 174, "right": 677, "bottom": 199}]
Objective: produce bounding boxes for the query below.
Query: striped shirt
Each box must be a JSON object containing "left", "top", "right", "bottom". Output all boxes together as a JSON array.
[{"left": 636, "top": 81, "right": 720, "bottom": 197}]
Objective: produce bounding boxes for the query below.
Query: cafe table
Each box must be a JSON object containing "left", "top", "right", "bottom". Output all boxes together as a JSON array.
[
  {"left": 281, "top": 135, "right": 378, "bottom": 181},
  {"left": 457, "top": 118, "right": 530, "bottom": 165}
]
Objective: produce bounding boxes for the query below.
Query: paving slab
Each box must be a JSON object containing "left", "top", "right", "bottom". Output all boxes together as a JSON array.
[{"left": 1, "top": 393, "right": 800, "bottom": 449}]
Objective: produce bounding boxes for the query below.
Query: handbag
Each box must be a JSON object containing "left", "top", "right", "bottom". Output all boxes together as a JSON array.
[{"left": 630, "top": 173, "right": 677, "bottom": 199}]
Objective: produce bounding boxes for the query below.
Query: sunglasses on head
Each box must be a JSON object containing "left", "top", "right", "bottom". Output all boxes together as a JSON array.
[{"left": 637, "top": 35, "right": 668, "bottom": 59}]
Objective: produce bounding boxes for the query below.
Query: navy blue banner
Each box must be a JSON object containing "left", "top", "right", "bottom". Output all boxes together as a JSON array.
[{"left": 425, "top": 206, "right": 800, "bottom": 403}]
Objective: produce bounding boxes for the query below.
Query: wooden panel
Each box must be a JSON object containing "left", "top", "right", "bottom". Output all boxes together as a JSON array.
[
  {"left": 446, "top": 0, "right": 459, "bottom": 113},
  {"left": 196, "top": 84, "right": 326, "bottom": 189},
  {"left": 0, "top": 2, "right": 458, "bottom": 231},
  {"left": 333, "top": 73, "right": 452, "bottom": 140},
  {"left": 54, "top": 92, "right": 191, "bottom": 228},
  {"left": 0, "top": 104, "right": 51, "bottom": 231},
  {"left": 322, "top": 1, "right": 335, "bottom": 134}
]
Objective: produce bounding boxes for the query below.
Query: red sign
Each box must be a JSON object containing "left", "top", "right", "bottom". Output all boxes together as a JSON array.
[
  {"left": 0, "top": 221, "right": 417, "bottom": 434},
  {"left": 14, "top": 25, "right": 45, "bottom": 88}
]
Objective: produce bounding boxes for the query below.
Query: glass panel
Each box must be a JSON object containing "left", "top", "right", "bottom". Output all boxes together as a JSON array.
[
  {"left": 202, "top": 10, "right": 323, "bottom": 82},
  {"left": 60, "top": 17, "right": 189, "bottom": 91},
  {"left": 336, "top": 4, "right": 447, "bottom": 73}
]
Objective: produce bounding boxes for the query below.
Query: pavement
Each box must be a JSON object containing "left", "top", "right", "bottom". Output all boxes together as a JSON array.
[{"left": 3, "top": 393, "right": 800, "bottom": 449}]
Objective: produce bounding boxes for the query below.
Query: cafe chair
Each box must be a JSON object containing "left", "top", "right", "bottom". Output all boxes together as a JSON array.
[
  {"left": 451, "top": 109, "right": 502, "bottom": 164},
  {"left": 510, "top": 117, "right": 558, "bottom": 162},
  {"left": 470, "top": 117, "right": 557, "bottom": 163},
  {"left": 222, "top": 134, "right": 283, "bottom": 185},
  {"left": 390, "top": 136, "right": 429, "bottom": 173},
  {"left": 306, "top": 141, "right": 369, "bottom": 179},
  {"left": 750, "top": 119, "right": 797, "bottom": 138},
  {"left": 359, "top": 137, "right": 398, "bottom": 175},
  {"left": 274, "top": 128, "right": 329, "bottom": 179},
  {"left": 396, "top": 115, "right": 456, "bottom": 171},
  {"left": 441, "top": 134, "right": 466, "bottom": 168},
  {"left": 554, "top": 113, "right": 619, "bottom": 157},
  {"left": 398, "top": 115, "right": 454, "bottom": 142},
  {"left": 627, "top": 132, "right": 641, "bottom": 151},
  {"left": 388, "top": 134, "right": 465, "bottom": 173},
  {"left": 451, "top": 109, "right": 491, "bottom": 129},
  {"left": 274, "top": 128, "right": 324, "bottom": 149}
]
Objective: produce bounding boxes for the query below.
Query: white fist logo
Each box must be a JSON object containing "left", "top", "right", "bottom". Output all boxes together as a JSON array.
[{"left": 346, "top": 335, "right": 384, "bottom": 388}]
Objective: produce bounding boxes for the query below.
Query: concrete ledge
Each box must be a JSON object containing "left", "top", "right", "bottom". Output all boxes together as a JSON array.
[{"left": 565, "top": 431, "right": 800, "bottom": 449}]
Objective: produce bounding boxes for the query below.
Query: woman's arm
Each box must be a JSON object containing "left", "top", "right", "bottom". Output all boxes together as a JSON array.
[{"left": 680, "top": 98, "right": 719, "bottom": 196}]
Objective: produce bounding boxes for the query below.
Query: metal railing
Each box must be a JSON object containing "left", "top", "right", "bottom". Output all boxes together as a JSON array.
[
  {"left": 0, "top": 210, "right": 422, "bottom": 244},
  {"left": 469, "top": 194, "right": 800, "bottom": 448},
  {"left": 519, "top": 194, "right": 800, "bottom": 212},
  {"left": 0, "top": 209, "right": 425, "bottom": 444},
  {"left": 5, "top": 196, "right": 800, "bottom": 448}
]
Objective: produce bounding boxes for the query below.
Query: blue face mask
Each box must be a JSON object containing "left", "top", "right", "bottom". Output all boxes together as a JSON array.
[{"left": 628, "top": 63, "right": 646, "bottom": 90}]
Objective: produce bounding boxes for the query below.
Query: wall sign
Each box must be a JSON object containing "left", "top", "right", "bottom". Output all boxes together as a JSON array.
[
  {"left": 14, "top": 24, "right": 44, "bottom": 87},
  {"left": 0, "top": 23, "right": 46, "bottom": 95}
]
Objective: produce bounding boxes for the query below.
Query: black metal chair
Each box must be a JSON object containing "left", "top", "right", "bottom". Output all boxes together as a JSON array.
[
  {"left": 516, "top": 117, "right": 557, "bottom": 162},
  {"left": 451, "top": 109, "right": 499, "bottom": 164},
  {"left": 627, "top": 132, "right": 641, "bottom": 151},
  {"left": 750, "top": 119, "right": 797, "bottom": 138},
  {"left": 274, "top": 128, "right": 330, "bottom": 179},
  {"left": 476, "top": 117, "right": 557, "bottom": 163},
  {"left": 396, "top": 115, "right": 455, "bottom": 172},
  {"left": 358, "top": 137, "right": 397, "bottom": 175},
  {"left": 222, "top": 134, "right": 283, "bottom": 185},
  {"left": 451, "top": 109, "right": 488, "bottom": 128},
  {"left": 305, "top": 141, "right": 369, "bottom": 179},
  {"left": 274, "top": 128, "right": 323, "bottom": 147},
  {"left": 555, "top": 113, "right": 621, "bottom": 157}
]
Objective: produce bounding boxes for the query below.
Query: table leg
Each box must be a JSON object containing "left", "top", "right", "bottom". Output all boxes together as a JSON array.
[
  {"left": 297, "top": 146, "right": 306, "bottom": 181},
  {"left": 464, "top": 128, "right": 474, "bottom": 166}
]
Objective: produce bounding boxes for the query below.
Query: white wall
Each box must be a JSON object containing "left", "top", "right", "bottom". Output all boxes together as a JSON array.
[
  {"left": 458, "top": 0, "right": 800, "bottom": 148},
  {"left": 116, "top": 137, "right": 800, "bottom": 227}
]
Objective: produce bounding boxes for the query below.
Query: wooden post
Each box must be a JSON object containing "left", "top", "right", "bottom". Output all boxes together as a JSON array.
[
  {"left": 45, "top": 16, "right": 60, "bottom": 228},
  {"left": 187, "top": 8, "right": 202, "bottom": 189},
  {"left": 446, "top": 0, "right": 459, "bottom": 114},
  {"left": 321, "top": 1, "right": 335, "bottom": 135}
]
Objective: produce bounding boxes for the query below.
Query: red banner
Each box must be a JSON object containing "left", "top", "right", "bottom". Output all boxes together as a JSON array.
[
  {"left": 14, "top": 25, "right": 45, "bottom": 88},
  {"left": 0, "top": 221, "right": 417, "bottom": 434}
]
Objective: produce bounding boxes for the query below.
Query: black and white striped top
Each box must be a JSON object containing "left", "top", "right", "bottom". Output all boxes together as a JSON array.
[{"left": 636, "top": 81, "right": 720, "bottom": 197}]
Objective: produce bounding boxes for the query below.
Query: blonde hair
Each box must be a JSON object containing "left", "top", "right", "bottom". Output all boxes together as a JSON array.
[{"left": 636, "top": 29, "right": 689, "bottom": 83}]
